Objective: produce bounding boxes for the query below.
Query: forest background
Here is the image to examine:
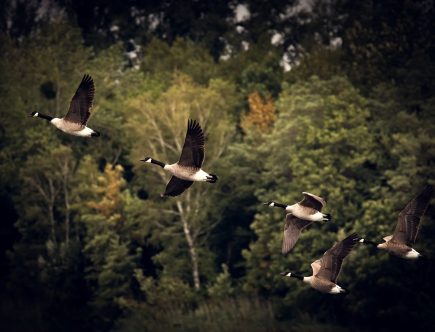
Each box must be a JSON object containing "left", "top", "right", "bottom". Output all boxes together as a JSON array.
[{"left": 1, "top": 1, "right": 435, "bottom": 331}]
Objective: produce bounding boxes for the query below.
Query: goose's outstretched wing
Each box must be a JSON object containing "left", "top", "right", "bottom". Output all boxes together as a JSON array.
[
  {"left": 392, "top": 185, "right": 433, "bottom": 246},
  {"left": 64, "top": 74, "right": 95, "bottom": 126},
  {"left": 163, "top": 176, "right": 193, "bottom": 197},
  {"left": 178, "top": 120, "right": 205, "bottom": 168},
  {"left": 299, "top": 192, "right": 326, "bottom": 211},
  {"left": 282, "top": 214, "right": 313, "bottom": 255},
  {"left": 315, "top": 233, "right": 360, "bottom": 283}
]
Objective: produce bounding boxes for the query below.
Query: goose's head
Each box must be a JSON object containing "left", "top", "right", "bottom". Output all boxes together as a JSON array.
[
  {"left": 30, "top": 111, "right": 39, "bottom": 117},
  {"left": 263, "top": 201, "right": 276, "bottom": 207},
  {"left": 140, "top": 157, "right": 152, "bottom": 163}
]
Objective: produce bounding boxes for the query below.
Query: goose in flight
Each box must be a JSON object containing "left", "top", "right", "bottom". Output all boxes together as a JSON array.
[
  {"left": 360, "top": 185, "right": 433, "bottom": 259},
  {"left": 30, "top": 74, "right": 99, "bottom": 137},
  {"left": 281, "top": 233, "right": 361, "bottom": 294},
  {"left": 141, "top": 119, "right": 218, "bottom": 197},
  {"left": 265, "top": 192, "right": 332, "bottom": 222}
]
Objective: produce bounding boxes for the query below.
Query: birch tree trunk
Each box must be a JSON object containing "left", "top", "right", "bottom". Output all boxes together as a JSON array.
[
  {"left": 182, "top": 214, "right": 200, "bottom": 290},
  {"left": 177, "top": 200, "right": 200, "bottom": 290}
]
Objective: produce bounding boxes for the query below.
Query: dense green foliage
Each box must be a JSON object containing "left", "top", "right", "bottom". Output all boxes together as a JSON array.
[{"left": 1, "top": 1, "right": 435, "bottom": 331}]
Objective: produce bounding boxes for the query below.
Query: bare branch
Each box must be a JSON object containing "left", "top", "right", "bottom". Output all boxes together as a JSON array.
[{"left": 26, "top": 178, "right": 47, "bottom": 201}]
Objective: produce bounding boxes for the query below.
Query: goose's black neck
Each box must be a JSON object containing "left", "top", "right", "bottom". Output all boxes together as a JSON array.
[
  {"left": 361, "top": 239, "right": 378, "bottom": 246},
  {"left": 150, "top": 158, "right": 165, "bottom": 168},
  {"left": 290, "top": 273, "right": 304, "bottom": 281},
  {"left": 37, "top": 113, "right": 53, "bottom": 121},
  {"left": 274, "top": 202, "right": 287, "bottom": 209}
]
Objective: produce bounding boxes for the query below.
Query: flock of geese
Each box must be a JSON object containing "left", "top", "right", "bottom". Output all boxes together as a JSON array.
[
  {"left": 31, "top": 74, "right": 434, "bottom": 295},
  {"left": 271, "top": 186, "right": 433, "bottom": 294}
]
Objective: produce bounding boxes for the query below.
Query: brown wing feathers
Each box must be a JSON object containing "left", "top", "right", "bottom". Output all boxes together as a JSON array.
[
  {"left": 299, "top": 192, "right": 325, "bottom": 211},
  {"left": 178, "top": 119, "right": 205, "bottom": 168},
  {"left": 64, "top": 74, "right": 95, "bottom": 125},
  {"left": 282, "top": 215, "right": 313, "bottom": 255},
  {"left": 392, "top": 185, "right": 433, "bottom": 245},
  {"left": 163, "top": 176, "right": 194, "bottom": 197},
  {"left": 316, "top": 233, "right": 360, "bottom": 283}
]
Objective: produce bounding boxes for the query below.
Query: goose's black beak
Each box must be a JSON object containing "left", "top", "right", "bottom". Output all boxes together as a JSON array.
[
  {"left": 280, "top": 271, "right": 289, "bottom": 276},
  {"left": 263, "top": 201, "right": 272, "bottom": 206}
]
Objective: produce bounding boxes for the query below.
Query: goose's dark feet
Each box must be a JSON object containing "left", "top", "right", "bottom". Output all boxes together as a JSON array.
[{"left": 206, "top": 174, "right": 218, "bottom": 183}]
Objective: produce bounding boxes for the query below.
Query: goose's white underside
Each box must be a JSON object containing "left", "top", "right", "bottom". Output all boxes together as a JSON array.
[
  {"left": 164, "top": 164, "right": 211, "bottom": 182},
  {"left": 370, "top": 239, "right": 421, "bottom": 259},
  {"left": 286, "top": 274, "right": 344, "bottom": 294},
  {"left": 309, "top": 211, "right": 326, "bottom": 221},
  {"left": 404, "top": 248, "right": 420, "bottom": 259},
  {"left": 286, "top": 205, "right": 325, "bottom": 221},
  {"left": 50, "top": 118, "right": 96, "bottom": 137},
  {"left": 329, "top": 285, "right": 345, "bottom": 294}
]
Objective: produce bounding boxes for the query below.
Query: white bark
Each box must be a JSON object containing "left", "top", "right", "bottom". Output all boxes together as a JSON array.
[{"left": 177, "top": 200, "right": 200, "bottom": 290}]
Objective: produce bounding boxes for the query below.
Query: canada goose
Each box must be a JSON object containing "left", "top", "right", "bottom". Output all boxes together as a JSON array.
[
  {"left": 30, "top": 74, "right": 100, "bottom": 137},
  {"left": 140, "top": 119, "right": 218, "bottom": 197},
  {"left": 264, "top": 192, "right": 331, "bottom": 222},
  {"left": 281, "top": 233, "right": 361, "bottom": 294},
  {"left": 360, "top": 185, "right": 433, "bottom": 259}
]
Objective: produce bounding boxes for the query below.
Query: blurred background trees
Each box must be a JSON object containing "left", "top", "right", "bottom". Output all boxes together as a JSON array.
[{"left": 1, "top": 0, "right": 434, "bottom": 331}]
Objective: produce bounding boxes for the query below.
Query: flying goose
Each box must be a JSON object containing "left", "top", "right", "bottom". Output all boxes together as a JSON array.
[
  {"left": 281, "top": 233, "right": 361, "bottom": 294},
  {"left": 30, "top": 74, "right": 100, "bottom": 137},
  {"left": 265, "top": 192, "right": 332, "bottom": 222},
  {"left": 140, "top": 119, "right": 218, "bottom": 197},
  {"left": 360, "top": 185, "right": 433, "bottom": 259}
]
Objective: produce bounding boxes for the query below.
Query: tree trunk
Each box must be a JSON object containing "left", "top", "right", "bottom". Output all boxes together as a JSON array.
[
  {"left": 183, "top": 218, "right": 200, "bottom": 290},
  {"left": 63, "top": 178, "right": 70, "bottom": 246},
  {"left": 48, "top": 179, "right": 57, "bottom": 245},
  {"left": 60, "top": 159, "right": 71, "bottom": 246},
  {"left": 177, "top": 201, "right": 200, "bottom": 290}
]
